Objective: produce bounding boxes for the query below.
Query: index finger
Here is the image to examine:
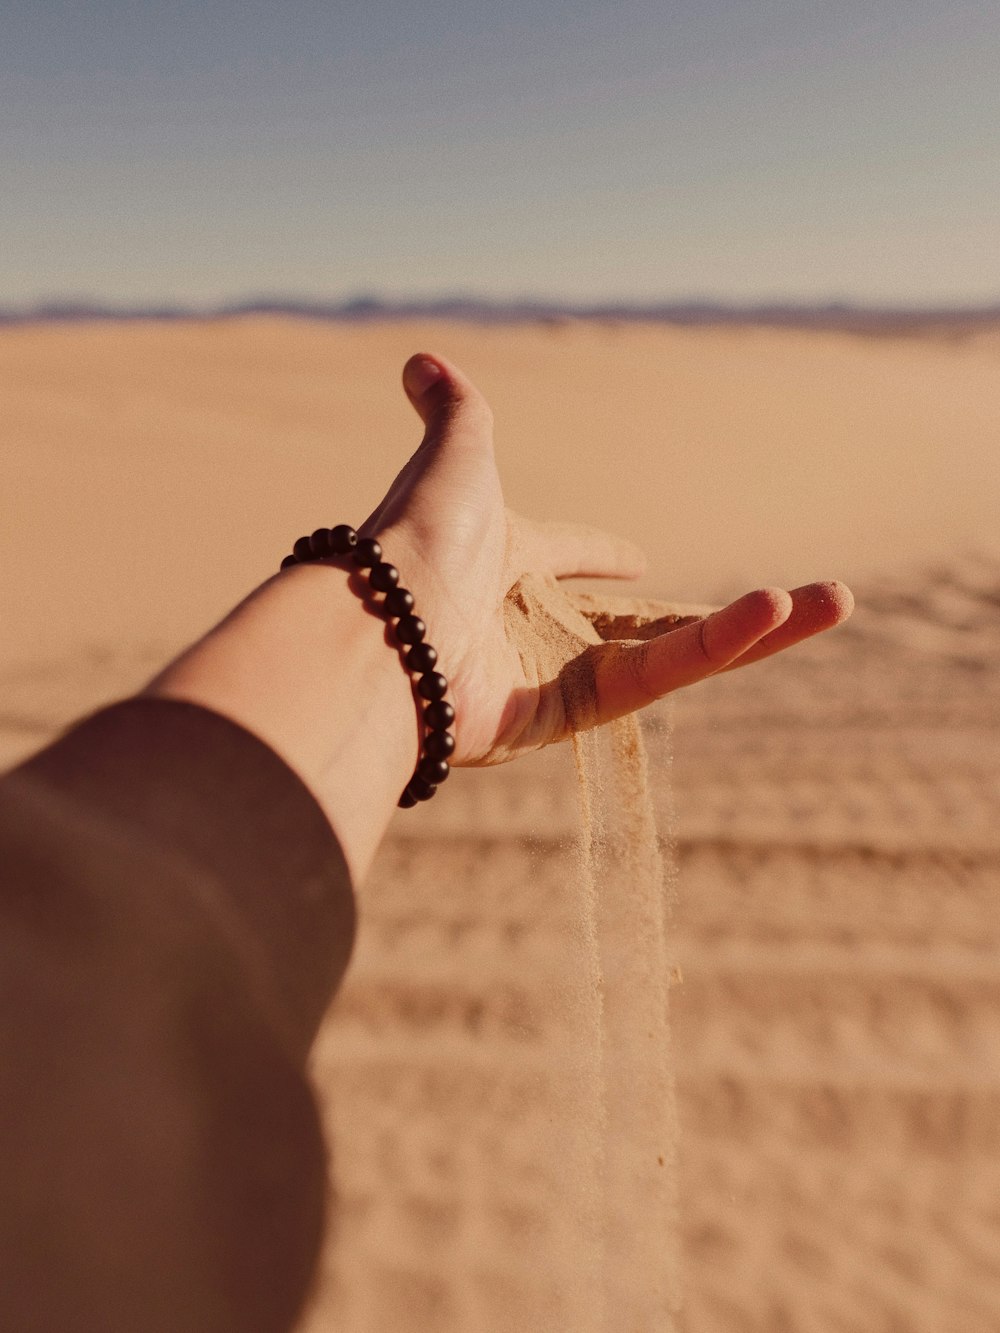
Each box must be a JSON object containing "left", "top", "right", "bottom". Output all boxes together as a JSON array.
[{"left": 718, "top": 580, "right": 854, "bottom": 672}]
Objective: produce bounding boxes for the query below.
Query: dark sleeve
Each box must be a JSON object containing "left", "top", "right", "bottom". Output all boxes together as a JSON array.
[{"left": 0, "top": 697, "right": 356, "bottom": 1333}]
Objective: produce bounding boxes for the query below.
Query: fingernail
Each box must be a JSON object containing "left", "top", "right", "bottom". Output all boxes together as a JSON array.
[{"left": 404, "top": 357, "right": 443, "bottom": 398}]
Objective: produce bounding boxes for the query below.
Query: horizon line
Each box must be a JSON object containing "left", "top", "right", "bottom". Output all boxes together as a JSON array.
[{"left": 3, "top": 293, "right": 1000, "bottom": 333}]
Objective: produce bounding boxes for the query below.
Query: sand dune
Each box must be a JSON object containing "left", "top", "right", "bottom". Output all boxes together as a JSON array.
[{"left": 2, "top": 320, "right": 998, "bottom": 1330}]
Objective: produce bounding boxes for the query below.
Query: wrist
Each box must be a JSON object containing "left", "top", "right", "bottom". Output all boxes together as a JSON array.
[{"left": 286, "top": 525, "right": 458, "bottom": 801}]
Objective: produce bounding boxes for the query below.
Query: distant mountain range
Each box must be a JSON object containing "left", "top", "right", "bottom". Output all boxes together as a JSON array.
[{"left": 2, "top": 296, "right": 999, "bottom": 335}]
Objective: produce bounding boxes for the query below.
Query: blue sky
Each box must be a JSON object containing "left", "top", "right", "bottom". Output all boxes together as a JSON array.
[{"left": 3, "top": 0, "right": 998, "bottom": 305}]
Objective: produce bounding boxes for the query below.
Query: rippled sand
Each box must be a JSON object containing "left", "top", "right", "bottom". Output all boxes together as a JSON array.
[{"left": 2, "top": 319, "right": 998, "bottom": 1331}]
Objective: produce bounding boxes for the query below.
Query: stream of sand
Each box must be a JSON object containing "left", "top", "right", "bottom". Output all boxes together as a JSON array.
[{"left": 505, "top": 575, "right": 681, "bottom": 1329}]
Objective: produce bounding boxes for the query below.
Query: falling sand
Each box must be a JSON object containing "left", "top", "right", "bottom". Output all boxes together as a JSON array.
[{"left": 504, "top": 574, "right": 681, "bottom": 1330}]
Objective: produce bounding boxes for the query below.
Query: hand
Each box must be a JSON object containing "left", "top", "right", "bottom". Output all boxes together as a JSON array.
[
  {"left": 149, "top": 350, "right": 854, "bottom": 881},
  {"left": 364, "top": 353, "right": 854, "bottom": 766}
]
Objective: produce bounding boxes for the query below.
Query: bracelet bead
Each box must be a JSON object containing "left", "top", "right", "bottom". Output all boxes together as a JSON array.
[
  {"left": 407, "top": 775, "right": 438, "bottom": 802},
  {"left": 352, "top": 537, "right": 382, "bottom": 567},
  {"left": 293, "top": 535, "right": 313, "bottom": 562},
  {"left": 329, "top": 524, "right": 358, "bottom": 555},
  {"left": 383, "top": 587, "right": 415, "bottom": 617},
  {"left": 417, "top": 755, "right": 450, "bottom": 785},
  {"left": 424, "top": 699, "right": 455, "bottom": 730},
  {"left": 280, "top": 553, "right": 298, "bottom": 571},
  {"left": 310, "top": 528, "right": 332, "bottom": 557},
  {"left": 405, "top": 643, "right": 438, "bottom": 673},
  {"left": 424, "top": 729, "right": 455, "bottom": 759},
  {"left": 418, "top": 671, "right": 449, "bottom": 701},
  {"left": 396, "top": 614, "right": 426, "bottom": 644},
  {"left": 369, "top": 561, "right": 400, "bottom": 592}
]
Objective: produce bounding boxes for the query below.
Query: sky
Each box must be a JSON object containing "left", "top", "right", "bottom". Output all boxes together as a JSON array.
[{"left": 3, "top": 0, "right": 999, "bottom": 307}]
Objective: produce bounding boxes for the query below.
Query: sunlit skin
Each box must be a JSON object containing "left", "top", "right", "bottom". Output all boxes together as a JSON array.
[{"left": 150, "top": 353, "right": 853, "bottom": 882}]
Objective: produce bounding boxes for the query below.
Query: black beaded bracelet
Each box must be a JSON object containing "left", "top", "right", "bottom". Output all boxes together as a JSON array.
[{"left": 279, "top": 524, "right": 455, "bottom": 808}]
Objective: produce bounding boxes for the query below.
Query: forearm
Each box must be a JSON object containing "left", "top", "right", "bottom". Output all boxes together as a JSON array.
[{"left": 147, "top": 560, "right": 421, "bottom": 884}]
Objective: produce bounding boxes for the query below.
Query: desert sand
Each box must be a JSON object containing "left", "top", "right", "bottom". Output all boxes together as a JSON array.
[{"left": 2, "top": 319, "right": 998, "bottom": 1331}]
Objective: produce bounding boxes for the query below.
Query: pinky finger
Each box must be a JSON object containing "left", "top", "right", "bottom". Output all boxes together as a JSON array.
[
  {"left": 568, "top": 587, "right": 793, "bottom": 731},
  {"left": 718, "top": 580, "right": 854, "bottom": 672}
]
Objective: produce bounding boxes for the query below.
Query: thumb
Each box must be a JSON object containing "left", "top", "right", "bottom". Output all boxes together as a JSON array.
[{"left": 401, "top": 353, "right": 495, "bottom": 451}]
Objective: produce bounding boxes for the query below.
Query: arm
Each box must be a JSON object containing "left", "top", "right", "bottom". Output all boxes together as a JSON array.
[
  {"left": 146, "top": 352, "right": 854, "bottom": 879},
  {"left": 0, "top": 351, "right": 852, "bottom": 1331},
  {"left": 0, "top": 700, "right": 353, "bottom": 1332}
]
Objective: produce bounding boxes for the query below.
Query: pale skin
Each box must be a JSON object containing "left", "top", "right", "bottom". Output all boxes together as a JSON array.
[{"left": 149, "top": 353, "right": 854, "bottom": 883}]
